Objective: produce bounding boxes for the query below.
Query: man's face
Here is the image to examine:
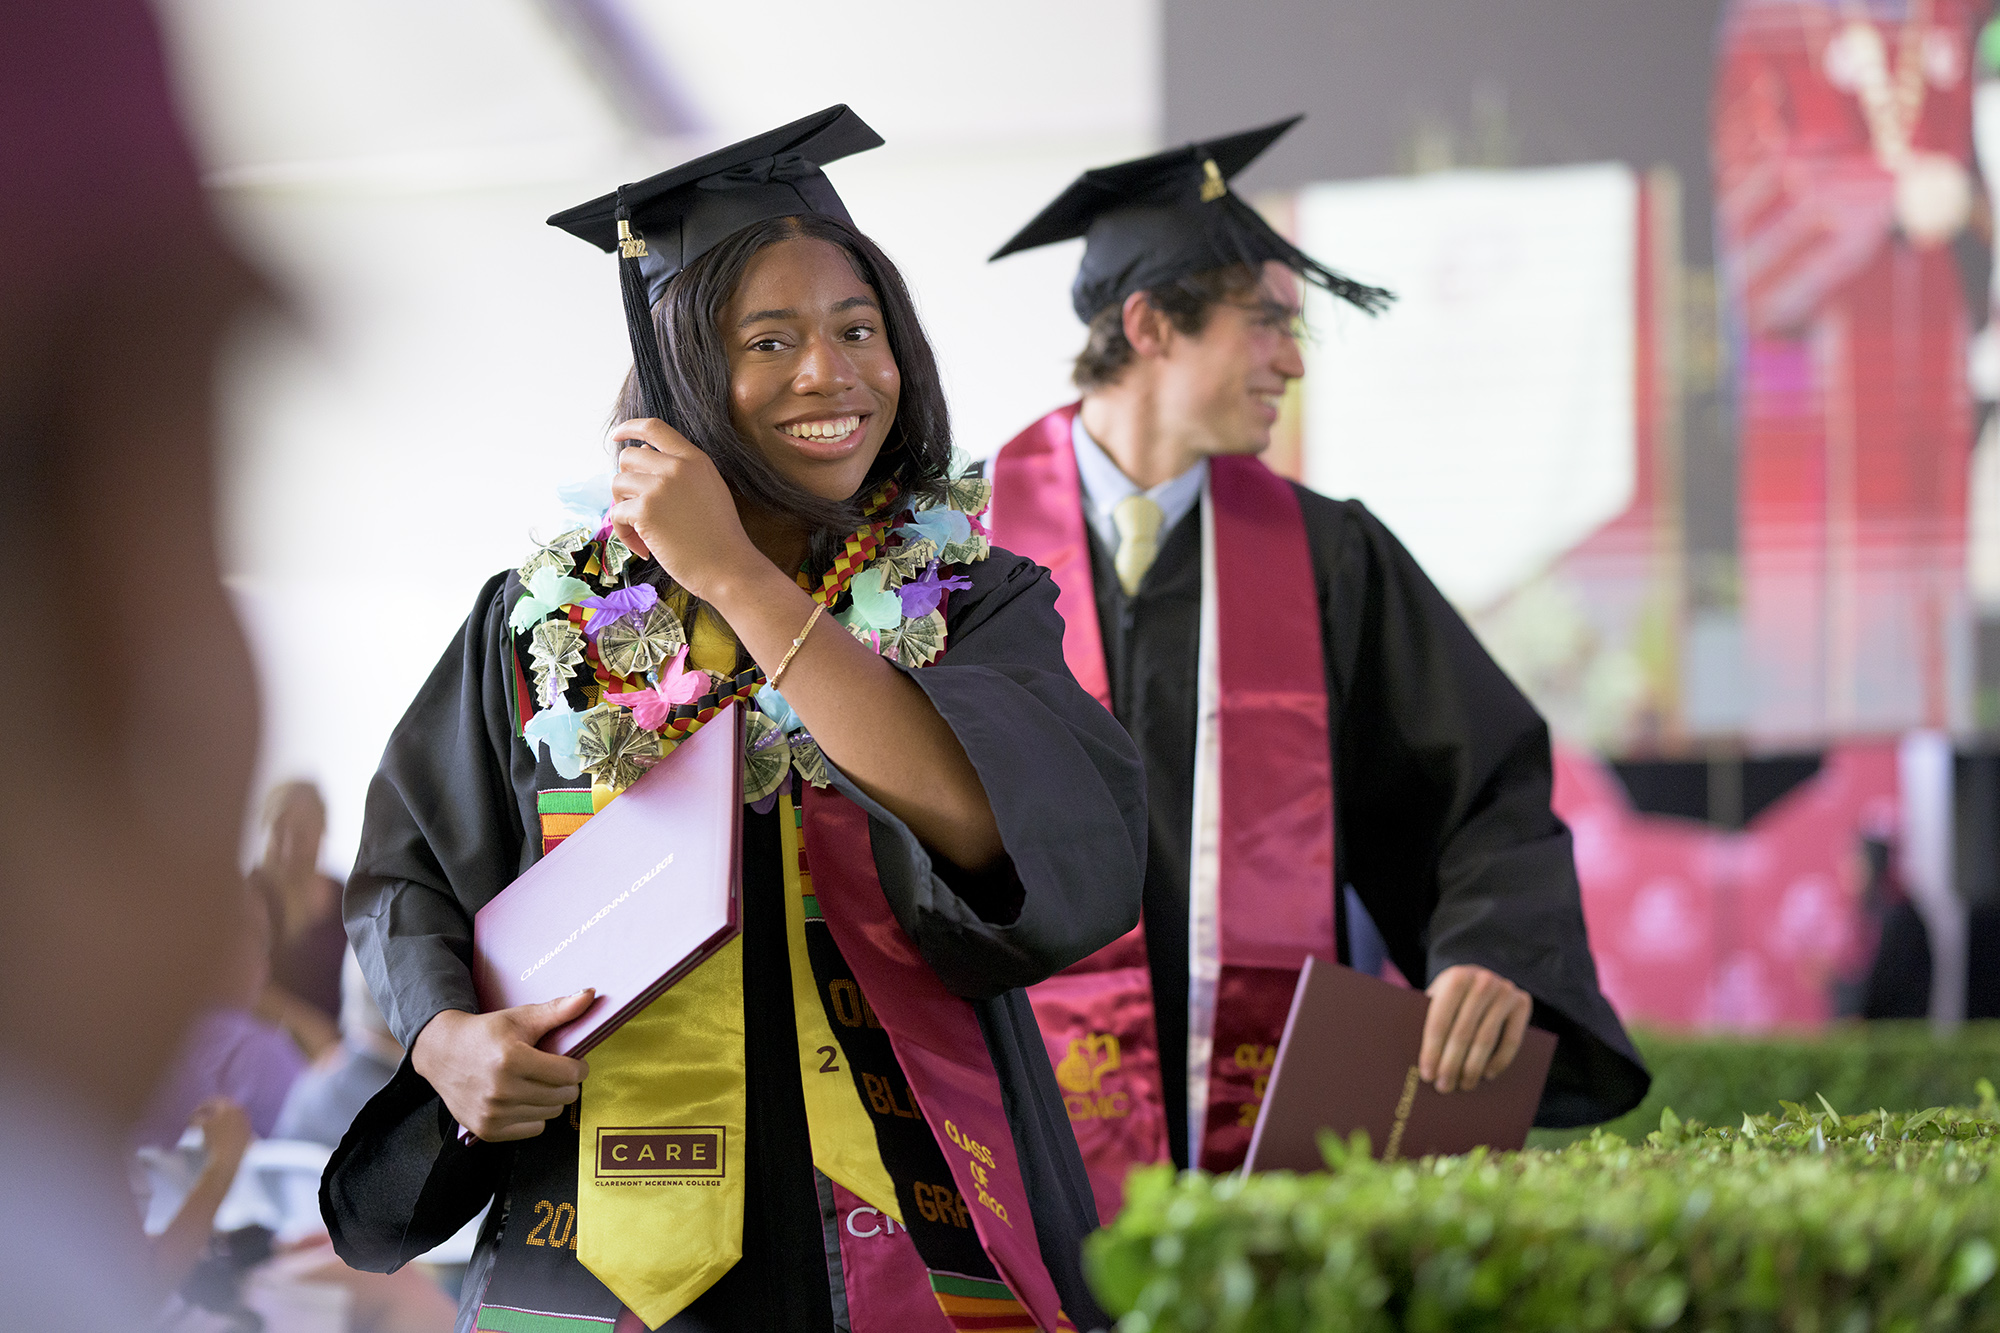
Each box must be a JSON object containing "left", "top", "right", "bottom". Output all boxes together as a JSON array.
[{"left": 1154, "top": 262, "right": 1306, "bottom": 457}]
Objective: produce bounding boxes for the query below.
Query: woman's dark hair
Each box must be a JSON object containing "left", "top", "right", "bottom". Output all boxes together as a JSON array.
[
  {"left": 612, "top": 212, "right": 951, "bottom": 580},
  {"left": 1071, "top": 264, "right": 1264, "bottom": 391}
]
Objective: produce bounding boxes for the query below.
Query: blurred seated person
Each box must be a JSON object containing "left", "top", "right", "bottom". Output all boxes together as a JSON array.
[
  {"left": 137, "top": 882, "right": 307, "bottom": 1149},
  {"left": 273, "top": 951, "right": 402, "bottom": 1149},
  {"left": 149, "top": 1097, "right": 253, "bottom": 1296},
  {"left": 144, "top": 1096, "right": 456, "bottom": 1333},
  {"left": 249, "top": 781, "right": 346, "bottom": 1058},
  {"left": 136, "top": 891, "right": 453, "bottom": 1331}
]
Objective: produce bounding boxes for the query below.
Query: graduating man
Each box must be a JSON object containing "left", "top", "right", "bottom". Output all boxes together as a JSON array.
[{"left": 984, "top": 117, "right": 1649, "bottom": 1217}]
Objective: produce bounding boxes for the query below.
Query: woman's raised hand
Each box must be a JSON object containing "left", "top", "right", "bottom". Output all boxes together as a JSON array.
[{"left": 608, "top": 419, "right": 762, "bottom": 602}]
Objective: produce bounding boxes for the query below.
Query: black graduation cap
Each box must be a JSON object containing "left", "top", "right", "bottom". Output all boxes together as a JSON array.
[
  {"left": 549, "top": 104, "right": 883, "bottom": 423},
  {"left": 990, "top": 115, "right": 1392, "bottom": 323}
]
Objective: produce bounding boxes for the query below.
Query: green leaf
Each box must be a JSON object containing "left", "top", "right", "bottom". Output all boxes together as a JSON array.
[
  {"left": 1904, "top": 1106, "right": 1944, "bottom": 1136},
  {"left": 1635, "top": 1275, "right": 1688, "bottom": 1329},
  {"left": 1081, "top": 1230, "right": 1148, "bottom": 1318},
  {"left": 1950, "top": 1238, "right": 1998, "bottom": 1295},
  {"left": 1817, "top": 1091, "right": 1842, "bottom": 1120}
]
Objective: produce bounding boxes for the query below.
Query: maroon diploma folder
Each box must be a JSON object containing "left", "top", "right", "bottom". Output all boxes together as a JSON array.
[
  {"left": 1242, "top": 956, "right": 1558, "bottom": 1171},
  {"left": 471, "top": 707, "right": 743, "bottom": 1058}
]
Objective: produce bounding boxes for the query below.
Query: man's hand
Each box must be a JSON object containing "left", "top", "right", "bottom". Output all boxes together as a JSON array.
[
  {"left": 1419, "top": 965, "right": 1531, "bottom": 1093},
  {"left": 411, "top": 991, "right": 594, "bottom": 1141},
  {"left": 607, "top": 419, "right": 762, "bottom": 602}
]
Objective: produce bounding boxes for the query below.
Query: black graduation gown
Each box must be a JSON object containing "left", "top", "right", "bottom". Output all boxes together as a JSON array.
[
  {"left": 323, "top": 548, "right": 1145, "bottom": 1332},
  {"left": 1092, "top": 488, "right": 1647, "bottom": 1166}
]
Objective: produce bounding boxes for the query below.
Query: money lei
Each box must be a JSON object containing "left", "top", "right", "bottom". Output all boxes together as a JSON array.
[{"left": 513, "top": 478, "right": 991, "bottom": 798}]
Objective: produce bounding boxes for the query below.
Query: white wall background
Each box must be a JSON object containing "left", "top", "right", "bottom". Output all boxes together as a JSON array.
[
  {"left": 151, "top": 0, "right": 1160, "bottom": 870},
  {"left": 1298, "top": 164, "right": 1637, "bottom": 612}
]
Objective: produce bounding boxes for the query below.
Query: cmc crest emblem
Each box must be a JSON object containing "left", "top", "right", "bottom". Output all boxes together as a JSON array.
[{"left": 1055, "top": 1032, "right": 1129, "bottom": 1120}]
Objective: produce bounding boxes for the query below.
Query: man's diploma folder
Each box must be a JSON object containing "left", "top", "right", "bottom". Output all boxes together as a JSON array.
[
  {"left": 471, "top": 707, "right": 743, "bottom": 1058},
  {"left": 1243, "top": 957, "right": 1558, "bottom": 1171}
]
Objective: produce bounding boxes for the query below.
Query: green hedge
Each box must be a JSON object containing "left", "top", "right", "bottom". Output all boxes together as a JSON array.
[
  {"left": 1089, "top": 1094, "right": 2000, "bottom": 1332},
  {"left": 1529, "top": 1021, "right": 2000, "bottom": 1148}
]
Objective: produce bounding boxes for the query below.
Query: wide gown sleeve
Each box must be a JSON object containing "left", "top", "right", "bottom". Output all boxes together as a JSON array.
[
  {"left": 828, "top": 547, "right": 1147, "bottom": 1000},
  {"left": 1312, "top": 494, "right": 1649, "bottom": 1127}
]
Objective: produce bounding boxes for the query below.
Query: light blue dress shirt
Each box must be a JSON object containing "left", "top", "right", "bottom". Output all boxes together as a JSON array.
[{"left": 1070, "top": 412, "right": 1207, "bottom": 554}]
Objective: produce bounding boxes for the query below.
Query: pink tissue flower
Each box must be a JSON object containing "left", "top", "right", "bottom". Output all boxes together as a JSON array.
[{"left": 607, "top": 648, "right": 709, "bottom": 729}]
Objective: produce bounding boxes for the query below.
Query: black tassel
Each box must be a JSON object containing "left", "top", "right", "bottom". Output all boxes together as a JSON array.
[
  {"left": 1218, "top": 194, "right": 1395, "bottom": 315},
  {"left": 615, "top": 191, "right": 679, "bottom": 425}
]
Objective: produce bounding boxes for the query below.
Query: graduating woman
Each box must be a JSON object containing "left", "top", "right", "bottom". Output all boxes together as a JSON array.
[{"left": 322, "top": 107, "right": 1143, "bottom": 1333}]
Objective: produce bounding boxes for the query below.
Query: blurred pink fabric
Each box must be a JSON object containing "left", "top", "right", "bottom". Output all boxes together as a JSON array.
[{"left": 1556, "top": 742, "right": 1899, "bottom": 1029}]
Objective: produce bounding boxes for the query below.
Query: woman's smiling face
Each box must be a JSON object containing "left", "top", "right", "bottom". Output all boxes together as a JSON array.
[{"left": 722, "top": 235, "right": 901, "bottom": 503}]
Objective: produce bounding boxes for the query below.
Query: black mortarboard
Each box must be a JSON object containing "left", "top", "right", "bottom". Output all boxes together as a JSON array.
[
  {"left": 549, "top": 104, "right": 883, "bottom": 423},
  {"left": 990, "top": 115, "right": 1392, "bottom": 323}
]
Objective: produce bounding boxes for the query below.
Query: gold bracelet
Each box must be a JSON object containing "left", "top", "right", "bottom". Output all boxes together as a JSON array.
[{"left": 767, "top": 600, "right": 824, "bottom": 690}]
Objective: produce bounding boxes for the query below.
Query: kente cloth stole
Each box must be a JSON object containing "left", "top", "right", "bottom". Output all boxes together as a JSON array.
[{"left": 989, "top": 404, "right": 1336, "bottom": 1211}]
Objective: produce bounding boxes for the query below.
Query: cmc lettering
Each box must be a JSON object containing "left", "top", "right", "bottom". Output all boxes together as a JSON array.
[
  {"left": 1065, "top": 1090, "right": 1132, "bottom": 1121},
  {"left": 593, "top": 1126, "right": 726, "bottom": 1179},
  {"left": 843, "top": 1206, "right": 903, "bottom": 1239}
]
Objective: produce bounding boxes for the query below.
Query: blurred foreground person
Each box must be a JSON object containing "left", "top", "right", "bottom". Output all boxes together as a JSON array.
[
  {"left": 324, "top": 108, "right": 1141, "bottom": 1333},
  {"left": 0, "top": 3, "right": 261, "bottom": 1329},
  {"left": 985, "top": 119, "right": 1649, "bottom": 1217}
]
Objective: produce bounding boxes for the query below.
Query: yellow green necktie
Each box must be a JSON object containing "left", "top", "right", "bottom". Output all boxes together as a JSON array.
[{"left": 1111, "top": 493, "right": 1165, "bottom": 595}]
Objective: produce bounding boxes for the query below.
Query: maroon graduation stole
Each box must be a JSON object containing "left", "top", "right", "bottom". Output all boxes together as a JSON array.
[
  {"left": 804, "top": 787, "right": 1074, "bottom": 1333},
  {"left": 989, "top": 405, "right": 1337, "bottom": 1210}
]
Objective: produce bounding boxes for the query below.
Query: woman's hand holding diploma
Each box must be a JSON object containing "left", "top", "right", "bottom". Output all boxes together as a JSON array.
[{"left": 412, "top": 990, "right": 594, "bottom": 1141}]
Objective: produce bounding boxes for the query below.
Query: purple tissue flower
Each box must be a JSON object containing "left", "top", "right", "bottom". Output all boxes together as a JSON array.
[
  {"left": 897, "top": 563, "right": 972, "bottom": 619},
  {"left": 581, "top": 583, "right": 658, "bottom": 638}
]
